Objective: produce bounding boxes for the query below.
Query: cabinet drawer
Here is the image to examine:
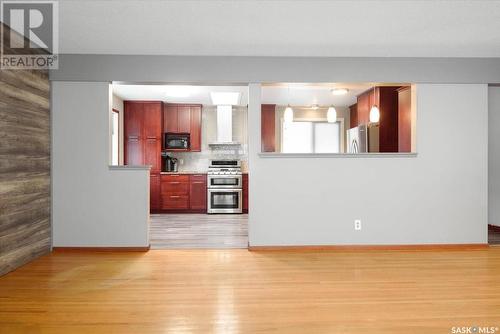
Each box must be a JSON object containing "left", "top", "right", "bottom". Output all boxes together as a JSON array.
[
  {"left": 161, "top": 174, "right": 189, "bottom": 183},
  {"left": 190, "top": 174, "right": 206, "bottom": 182},
  {"left": 162, "top": 194, "right": 189, "bottom": 210},
  {"left": 161, "top": 181, "right": 189, "bottom": 194}
]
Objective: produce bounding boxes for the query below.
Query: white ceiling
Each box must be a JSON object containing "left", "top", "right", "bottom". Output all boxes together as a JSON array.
[
  {"left": 112, "top": 83, "right": 375, "bottom": 107},
  {"left": 59, "top": 0, "right": 500, "bottom": 57},
  {"left": 113, "top": 85, "right": 249, "bottom": 105},
  {"left": 262, "top": 83, "right": 373, "bottom": 107}
]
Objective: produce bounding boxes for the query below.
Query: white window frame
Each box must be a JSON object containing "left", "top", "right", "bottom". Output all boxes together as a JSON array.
[{"left": 281, "top": 117, "right": 345, "bottom": 153}]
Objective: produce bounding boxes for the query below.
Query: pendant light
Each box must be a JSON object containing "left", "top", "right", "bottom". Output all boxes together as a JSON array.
[
  {"left": 327, "top": 106, "right": 337, "bottom": 123},
  {"left": 284, "top": 105, "right": 294, "bottom": 123},
  {"left": 369, "top": 86, "right": 380, "bottom": 123},
  {"left": 284, "top": 85, "right": 294, "bottom": 123}
]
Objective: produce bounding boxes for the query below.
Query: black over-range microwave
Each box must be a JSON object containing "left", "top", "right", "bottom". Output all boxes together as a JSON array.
[{"left": 164, "top": 133, "right": 190, "bottom": 150}]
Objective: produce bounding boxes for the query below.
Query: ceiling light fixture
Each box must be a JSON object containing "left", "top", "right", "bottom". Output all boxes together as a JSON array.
[
  {"left": 331, "top": 88, "right": 349, "bottom": 96},
  {"left": 369, "top": 87, "right": 380, "bottom": 123},
  {"left": 284, "top": 85, "right": 294, "bottom": 123},
  {"left": 210, "top": 92, "right": 241, "bottom": 105},
  {"left": 327, "top": 106, "right": 337, "bottom": 123},
  {"left": 165, "top": 86, "right": 192, "bottom": 98}
]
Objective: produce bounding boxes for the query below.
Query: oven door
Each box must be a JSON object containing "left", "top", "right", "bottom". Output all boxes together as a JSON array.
[
  {"left": 207, "top": 189, "right": 242, "bottom": 214},
  {"left": 207, "top": 174, "right": 242, "bottom": 188}
]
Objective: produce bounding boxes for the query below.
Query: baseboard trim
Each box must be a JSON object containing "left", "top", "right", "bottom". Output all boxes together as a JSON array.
[
  {"left": 248, "top": 244, "right": 489, "bottom": 251},
  {"left": 52, "top": 246, "right": 150, "bottom": 252}
]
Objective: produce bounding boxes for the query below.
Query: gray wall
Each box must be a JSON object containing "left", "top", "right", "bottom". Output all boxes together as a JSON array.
[
  {"left": 52, "top": 82, "right": 150, "bottom": 247},
  {"left": 248, "top": 84, "right": 488, "bottom": 246},
  {"left": 49, "top": 55, "right": 494, "bottom": 247},
  {"left": 50, "top": 55, "right": 500, "bottom": 84},
  {"left": 489, "top": 87, "right": 500, "bottom": 227}
]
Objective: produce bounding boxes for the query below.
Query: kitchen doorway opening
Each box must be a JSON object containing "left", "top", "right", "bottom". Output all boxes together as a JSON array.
[{"left": 111, "top": 83, "right": 249, "bottom": 249}]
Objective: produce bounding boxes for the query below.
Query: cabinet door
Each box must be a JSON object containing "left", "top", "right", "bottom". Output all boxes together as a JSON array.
[
  {"left": 189, "top": 174, "right": 206, "bottom": 210},
  {"left": 124, "top": 102, "right": 143, "bottom": 165},
  {"left": 164, "top": 104, "right": 178, "bottom": 133},
  {"left": 178, "top": 105, "right": 191, "bottom": 133},
  {"left": 349, "top": 104, "right": 358, "bottom": 128},
  {"left": 398, "top": 87, "right": 412, "bottom": 153},
  {"left": 189, "top": 105, "right": 202, "bottom": 152},
  {"left": 357, "top": 93, "right": 370, "bottom": 125},
  {"left": 143, "top": 102, "right": 162, "bottom": 173},
  {"left": 242, "top": 173, "right": 248, "bottom": 212},
  {"left": 150, "top": 174, "right": 160, "bottom": 211},
  {"left": 261, "top": 104, "right": 276, "bottom": 152}
]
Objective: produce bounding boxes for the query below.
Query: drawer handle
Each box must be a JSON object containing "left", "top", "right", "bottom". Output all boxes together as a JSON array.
[
  {"left": 169, "top": 175, "right": 179, "bottom": 177},
  {"left": 192, "top": 181, "right": 204, "bottom": 184},
  {"left": 170, "top": 195, "right": 180, "bottom": 198}
]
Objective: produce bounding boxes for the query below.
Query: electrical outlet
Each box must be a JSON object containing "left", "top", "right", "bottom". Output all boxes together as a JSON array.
[{"left": 354, "top": 219, "right": 362, "bottom": 231}]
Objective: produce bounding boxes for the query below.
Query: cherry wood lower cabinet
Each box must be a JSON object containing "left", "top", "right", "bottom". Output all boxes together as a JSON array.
[
  {"left": 158, "top": 174, "right": 207, "bottom": 212},
  {"left": 189, "top": 174, "right": 207, "bottom": 210},
  {"left": 150, "top": 174, "right": 161, "bottom": 211},
  {"left": 160, "top": 175, "right": 190, "bottom": 210},
  {"left": 243, "top": 173, "right": 248, "bottom": 213}
]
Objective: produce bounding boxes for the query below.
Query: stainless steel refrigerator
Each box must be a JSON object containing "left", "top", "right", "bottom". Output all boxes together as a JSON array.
[{"left": 347, "top": 124, "right": 379, "bottom": 153}]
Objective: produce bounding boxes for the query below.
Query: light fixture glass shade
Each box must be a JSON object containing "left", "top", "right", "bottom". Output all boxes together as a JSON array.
[
  {"left": 327, "top": 106, "right": 337, "bottom": 123},
  {"left": 284, "top": 106, "right": 294, "bottom": 123},
  {"left": 369, "top": 105, "right": 380, "bottom": 123}
]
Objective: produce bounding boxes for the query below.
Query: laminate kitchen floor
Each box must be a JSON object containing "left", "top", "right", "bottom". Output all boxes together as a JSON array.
[{"left": 150, "top": 214, "right": 248, "bottom": 249}]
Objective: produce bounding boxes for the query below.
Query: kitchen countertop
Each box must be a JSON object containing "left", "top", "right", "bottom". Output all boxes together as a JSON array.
[
  {"left": 160, "top": 170, "right": 249, "bottom": 174},
  {"left": 160, "top": 171, "right": 207, "bottom": 174}
]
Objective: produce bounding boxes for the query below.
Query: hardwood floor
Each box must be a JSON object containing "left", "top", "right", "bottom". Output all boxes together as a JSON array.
[
  {"left": 150, "top": 214, "right": 248, "bottom": 249},
  {"left": 489, "top": 225, "right": 500, "bottom": 245},
  {"left": 1, "top": 248, "right": 500, "bottom": 333}
]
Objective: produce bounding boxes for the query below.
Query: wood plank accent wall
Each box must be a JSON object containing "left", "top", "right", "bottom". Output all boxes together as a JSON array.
[{"left": 0, "top": 25, "right": 51, "bottom": 276}]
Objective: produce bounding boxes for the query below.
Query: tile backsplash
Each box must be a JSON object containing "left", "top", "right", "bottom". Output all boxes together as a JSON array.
[{"left": 167, "top": 105, "right": 248, "bottom": 172}]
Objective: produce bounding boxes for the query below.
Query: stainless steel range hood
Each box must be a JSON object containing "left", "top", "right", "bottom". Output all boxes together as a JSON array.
[{"left": 209, "top": 105, "right": 241, "bottom": 147}]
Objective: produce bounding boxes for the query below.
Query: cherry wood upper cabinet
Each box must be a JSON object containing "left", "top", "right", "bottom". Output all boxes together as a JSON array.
[
  {"left": 164, "top": 104, "right": 178, "bottom": 133},
  {"left": 357, "top": 92, "right": 370, "bottom": 125},
  {"left": 349, "top": 104, "right": 358, "bottom": 129},
  {"left": 163, "top": 103, "right": 202, "bottom": 152},
  {"left": 190, "top": 105, "right": 202, "bottom": 152},
  {"left": 261, "top": 104, "right": 276, "bottom": 152},
  {"left": 348, "top": 86, "right": 401, "bottom": 152},
  {"left": 124, "top": 102, "right": 144, "bottom": 165},
  {"left": 124, "top": 101, "right": 162, "bottom": 172},
  {"left": 398, "top": 87, "right": 412, "bottom": 152},
  {"left": 143, "top": 102, "right": 162, "bottom": 173},
  {"left": 377, "top": 87, "right": 399, "bottom": 153},
  {"left": 177, "top": 106, "right": 191, "bottom": 133}
]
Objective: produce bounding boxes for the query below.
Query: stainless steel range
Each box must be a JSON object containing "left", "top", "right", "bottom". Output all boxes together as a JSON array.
[{"left": 207, "top": 159, "right": 242, "bottom": 214}]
